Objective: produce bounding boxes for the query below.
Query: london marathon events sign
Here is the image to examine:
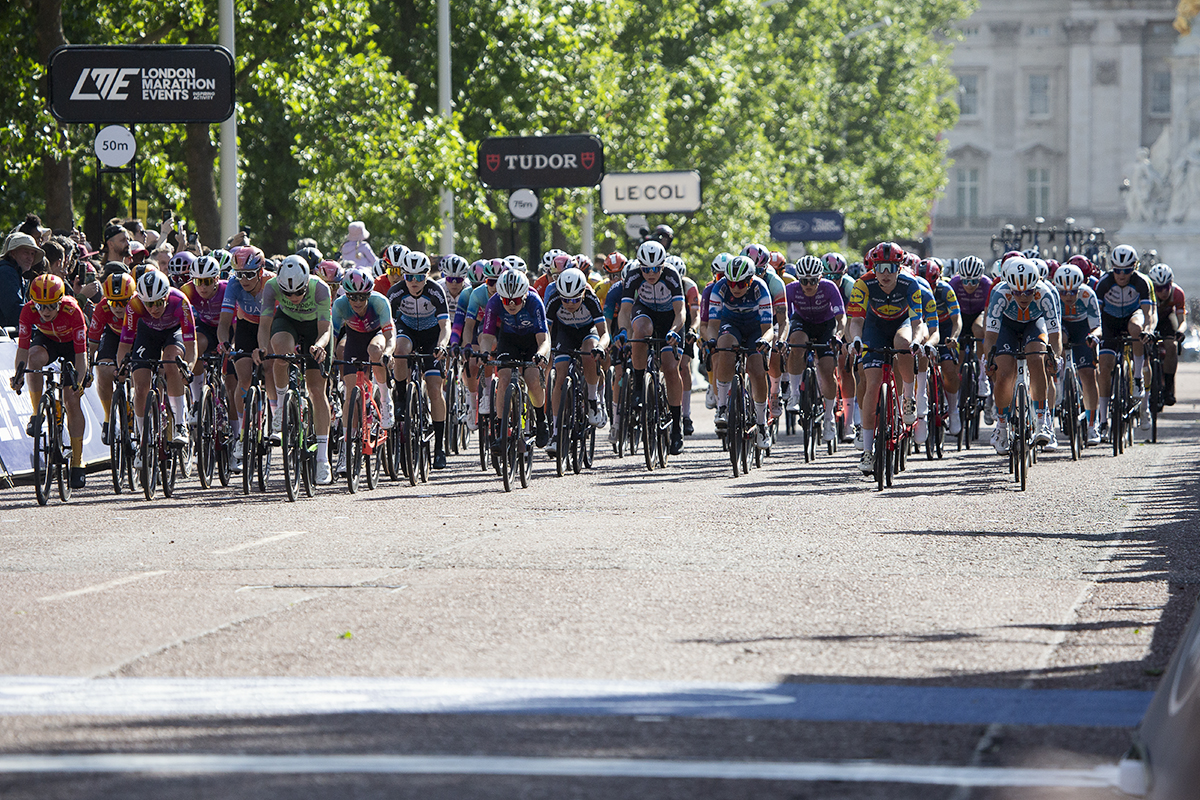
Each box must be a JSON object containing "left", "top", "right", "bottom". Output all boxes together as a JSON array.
[{"left": 49, "top": 45, "right": 234, "bottom": 124}]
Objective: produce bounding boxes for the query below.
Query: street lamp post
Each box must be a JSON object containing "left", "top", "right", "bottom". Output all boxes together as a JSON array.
[
  {"left": 219, "top": 0, "right": 238, "bottom": 245},
  {"left": 438, "top": 0, "right": 454, "bottom": 254}
]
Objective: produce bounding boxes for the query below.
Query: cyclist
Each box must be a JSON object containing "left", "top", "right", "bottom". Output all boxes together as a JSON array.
[
  {"left": 88, "top": 272, "right": 136, "bottom": 446},
  {"left": 332, "top": 267, "right": 395, "bottom": 475},
  {"left": 374, "top": 244, "right": 409, "bottom": 299},
  {"left": 707, "top": 254, "right": 774, "bottom": 449},
  {"left": 983, "top": 257, "right": 1062, "bottom": 454},
  {"left": 11, "top": 274, "right": 91, "bottom": 489},
  {"left": 180, "top": 255, "right": 228, "bottom": 421},
  {"left": 595, "top": 252, "right": 627, "bottom": 310},
  {"left": 116, "top": 270, "right": 197, "bottom": 465},
  {"left": 438, "top": 254, "right": 472, "bottom": 307},
  {"left": 918, "top": 258, "right": 963, "bottom": 436},
  {"left": 822, "top": 252, "right": 857, "bottom": 439},
  {"left": 742, "top": 243, "right": 789, "bottom": 421},
  {"left": 217, "top": 247, "right": 277, "bottom": 470},
  {"left": 1053, "top": 264, "right": 1102, "bottom": 445},
  {"left": 949, "top": 254, "right": 993, "bottom": 417},
  {"left": 905, "top": 255, "right": 941, "bottom": 444},
  {"left": 603, "top": 260, "right": 638, "bottom": 444},
  {"left": 255, "top": 254, "right": 334, "bottom": 485},
  {"left": 166, "top": 251, "right": 195, "bottom": 290},
  {"left": 663, "top": 254, "right": 702, "bottom": 436},
  {"left": 784, "top": 255, "right": 845, "bottom": 443},
  {"left": 846, "top": 241, "right": 923, "bottom": 474},
  {"left": 534, "top": 249, "right": 568, "bottom": 298},
  {"left": 618, "top": 240, "right": 688, "bottom": 455},
  {"left": 479, "top": 269, "right": 551, "bottom": 447},
  {"left": 1149, "top": 263, "right": 1186, "bottom": 406},
  {"left": 388, "top": 250, "right": 452, "bottom": 470},
  {"left": 1094, "top": 244, "right": 1156, "bottom": 439},
  {"left": 701, "top": 253, "right": 734, "bottom": 413},
  {"left": 461, "top": 258, "right": 507, "bottom": 430},
  {"left": 209, "top": 248, "right": 234, "bottom": 280},
  {"left": 546, "top": 267, "right": 610, "bottom": 455}
]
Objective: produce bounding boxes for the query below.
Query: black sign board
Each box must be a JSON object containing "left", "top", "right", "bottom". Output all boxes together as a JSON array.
[
  {"left": 769, "top": 210, "right": 845, "bottom": 242},
  {"left": 477, "top": 134, "right": 604, "bottom": 190},
  {"left": 48, "top": 45, "right": 234, "bottom": 124}
]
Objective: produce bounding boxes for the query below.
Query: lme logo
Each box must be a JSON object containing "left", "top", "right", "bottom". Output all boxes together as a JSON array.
[
  {"left": 70, "top": 68, "right": 140, "bottom": 100},
  {"left": 486, "top": 152, "right": 595, "bottom": 172}
]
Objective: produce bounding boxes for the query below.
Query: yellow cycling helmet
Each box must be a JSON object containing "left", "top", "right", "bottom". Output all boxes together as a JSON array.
[
  {"left": 102, "top": 272, "right": 136, "bottom": 303},
  {"left": 29, "top": 274, "right": 66, "bottom": 305}
]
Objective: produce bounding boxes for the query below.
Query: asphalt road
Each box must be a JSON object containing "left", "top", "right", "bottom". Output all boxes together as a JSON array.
[{"left": 2, "top": 363, "right": 1199, "bottom": 799}]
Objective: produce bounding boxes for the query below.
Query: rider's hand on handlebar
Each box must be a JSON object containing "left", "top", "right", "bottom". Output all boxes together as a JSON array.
[
  {"left": 532, "top": 353, "right": 548, "bottom": 366},
  {"left": 851, "top": 337, "right": 863, "bottom": 354},
  {"left": 614, "top": 330, "right": 627, "bottom": 346},
  {"left": 665, "top": 330, "right": 682, "bottom": 347}
]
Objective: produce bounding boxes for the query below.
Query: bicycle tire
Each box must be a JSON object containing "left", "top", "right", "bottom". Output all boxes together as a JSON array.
[
  {"left": 255, "top": 397, "right": 270, "bottom": 493},
  {"left": 555, "top": 374, "right": 572, "bottom": 477},
  {"left": 30, "top": 394, "right": 52, "bottom": 505},
  {"left": 405, "top": 382, "right": 420, "bottom": 487},
  {"left": 416, "top": 387, "right": 430, "bottom": 485},
  {"left": 1111, "top": 360, "right": 1124, "bottom": 458},
  {"left": 740, "top": 383, "right": 752, "bottom": 476},
  {"left": 875, "top": 380, "right": 888, "bottom": 491},
  {"left": 366, "top": 400, "right": 381, "bottom": 491},
  {"left": 500, "top": 380, "right": 517, "bottom": 492},
  {"left": 110, "top": 385, "right": 128, "bottom": 494},
  {"left": 197, "top": 386, "right": 215, "bottom": 489},
  {"left": 641, "top": 375, "right": 656, "bottom": 472},
  {"left": 655, "top": 376, "right": 670, "bottom": 469},
  {"left": 282, "top": 390, "right": 300, "bottom": 502},
  {"left": 728, "top": 373, "right": 743, "bottom": 477},
  {"left": 520, "top": 389, "right": 533, "bottom": 489},
  {"left": 346, "top": 386, "right": 363, "bottom": 494},
  {"left": 1149, "top": 354, "right": 1162, "bottom": 443},
  {"left": 55, "top": 399, "right": 70, "bottom": 502},
  {"left": 1014, "top": 382, "right": 1029, "bottom": 490},
  {"left": 241, "top": 386, "right": 257, "bottom": 496},
  {"left": 142, "top": 389, "right": 159, "bottom": 501},
  {"left": 301, "top": 395, "right": 315, "bottom": 497},
  {"left": 570, "top": 375, "right": 584, "bottom": 474},
  {"left": 161, "top": 399, "right": 177, "bottom": 499}
]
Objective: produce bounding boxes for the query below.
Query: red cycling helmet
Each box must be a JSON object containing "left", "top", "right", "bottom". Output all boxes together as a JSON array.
[
  {"left": 1001, "top": 249, "right": 1023, "bottom": 265},
  {"left": 1067, "top": 254, "right": 1097, "bottom": 279},
  {"left": 916, "top": 258, "right": 941, "bottom": 284},
  {"left": 1045, "top": 259, "right": 1060, "bottom": 280},
  {"left": 901, "top": 251, "right": 919, "bottom": 273},
  {"left": 865, "top": 241, "right": 907, "bottom": 272}
]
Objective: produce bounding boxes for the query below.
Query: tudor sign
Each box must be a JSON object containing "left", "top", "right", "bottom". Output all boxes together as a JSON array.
[{"left": 477, "top": 134, "right": 604, "bottom": 190}]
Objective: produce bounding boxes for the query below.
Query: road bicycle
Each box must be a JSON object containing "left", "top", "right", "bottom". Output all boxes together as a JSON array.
[
  {"left": 326, "top": 368, "right": 345, "bottom": 481},
  {"left": 956, "top": 336, "right": 986, "bottom": 450},
  {"left": 784, "top": 341, "right": 838, "bottom": 463},
  {"left": 923, "top": 348, "right": 948, "bottom": 460},
  {"left": 491, "top": 357, "right": 539, "bottom": 492},
  {"left": 992, "top": 347, "right": 1049, "bottom": 492},
  {"left": 1144, "top": 332, "right": 1166, "bottom": 444},
  {"left": 1057, "top": 343, "right": 1091, "bottom": 461},
  {"left": 712, "top": 345, "right": 765, "bottom": 478},
  {"left": 444, "top": 350, "right": 472, "bottom": 455},
  {"left": 96, "top": 358, "right": 136, "bottom": 494},
  {"left": 860, "top": 345, "right": 917, "bottom": 492},
  {"left": 12, "top": 360, "right": 77, "bottom": 505},
  {"left": 234, "top": 355, "right": 274, "bottom": 495},
  {"left": 259, "top": 351, "right": 320, "bottom": 501},
  {"left": 393, "top": 349, "right": 440, "bottom": 487},
  {"left": 552, "top": 349, "right": 600, "bottom": 476},
  {"left": 628, "top": 337, "right": 674, "bottom": 471},
  {"left": 1107, "top": 334, "right": 1140, "bottom": 457},
  {"left": 129, "top": 356, "right": 191, "bottom": 501},
  {"left": 194, "top": 350, "right": 235, "bottom": 489},
  {"left": 466, "top": 350, "right": 501, "bottom": 474},
  {"left": 333, "top": 357, "right": 392, "bottom": 493},
  {"left": 611, "top": 347, "right": 643, "bottom": 460}
]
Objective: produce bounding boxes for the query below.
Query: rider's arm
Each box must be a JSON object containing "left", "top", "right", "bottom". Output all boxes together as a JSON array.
[
  {"left": 672, "top": 297, "right": 685, "bottom": 334},
  {"left": 256, "top": 282, "right": 277, "bottom": 355},
  {"left": 535, "top": 331, "right": 551, "bottom": 359}
]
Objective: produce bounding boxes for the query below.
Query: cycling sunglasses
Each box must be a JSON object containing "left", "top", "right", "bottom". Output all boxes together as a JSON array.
[
  {"left": 347, "top": 292, "right": 370, "bottom": 302},
  {"left": 405, "top": 273, "right": 428, "bottom": 282},
  {"left": 282, "top": 287, "right": 307, "bottom": 298},
  {"left": 235, "top": 270, "right": 259, "bottom": 280},
  {"left": 730, "top": 278, "right": 753, "bottom": 290},
  {"left": 875, "top": 262, "right": 901, "bottom": 274},
  {"left": 640, "top": 265, "right": 662, "bottom": 274},
  {"left": 148, "top": 298, "right": 168, "bottom": 308},
  {"left": 501, "top": 296, "right": 524, "bottom": 307},
  {"left": 1111, "top": 267, "right": 1135, "bottom": 275},
  {"left": 1012, "top": 288, "right": 1036, "bottom": 297},
  {"left": 195, "top": 277, "right": 218, "bottom": 287},
  {"left": 445, "top": 276, "right": 465, "bottom": 283},
  {"left": 561, "top": 296, "right": 584, "bottom": 304},
  {"left": 799, "top": 277, "right": 820, "bottom": 286}
]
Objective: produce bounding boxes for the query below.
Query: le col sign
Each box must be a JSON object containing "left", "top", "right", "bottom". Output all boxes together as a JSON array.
[
  {"left": 477, "top": 134, "right": 604, "bottom": 190},
  {"left": 600, "top": 171, "right": 702, "bottom": 214}
]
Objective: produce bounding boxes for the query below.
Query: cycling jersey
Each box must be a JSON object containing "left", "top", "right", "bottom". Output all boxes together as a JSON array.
[
  {"left": 932, "top": 280, "right": 961, "bottom": 326},
  {"left": 1060, "top": 285, "right": 1101, "bottom": 328},
  {"left": 546, "top": 292, "right": 604, "bottom": 331},
  {"left": 707, "top": 276, "right": 773, "bottom": 327},
  {"left": 388, "top": 280, "right": 449, "bottom": 332},
  {"left": 847, "top": 272, "right": 923, "bottom": 323},
  {"left": 181, "top": 279, "right": 228, "bottom": 327},
  {"left": 482, "top": 290, "right": 548, "bottom": 337},
  {"left": 533, "top": 273, "right": 552, "bottom": 299},
  {"left": 682, "top": 276, "right": 700, "bottom": 332},
  {"left": 1094, "top": 271, "right": 1153, "bottom": 318},
  {"left": 760, "top": 269, "right": 787, "bottom": 310},
  {"left": 1156, "top": 284, "right": 1186, "bottom": 327},
  {"left": 911, "top": 275, "right": 940, "bottom": 335},
  {"left": 121, "top": 288, "right": 197, "bottom": 344},
  {"left": 221, "top": 271, "right": 277, "bottom": 323},
  {"left": 449, "top": 287, "right": 472, "bottom": 345},
  {"left": 622, "top": 266, "right": 685, "bottom": 314},
  {"left": 984, "top": 282, "right": 1061, "bottom": 335},
  {"left": 18, "top": 297, "right": 88, "bottom": 354},
  {"left": 831, "top": 273, "right": 856, "bottom": 304},
  {"left": 465, "top": 283, "right": 493, "bottom": 327},
  {"left": 603, "top": 279, "right": 625, "bottom": 328},
  {"left": 332, "top": 291, "right": 393, "bottom": 336},
  {"left": 262, "top": 275, "right": 332, "bottom": 323},
  {"left": 785, "top": 278, "right": 845, "bottom": 324},
  {"left": 948, "top": 274, "right": 992, "bottom": 317},
  {"left": 86, "top": 299, "right": 126, "bottom": 342}
]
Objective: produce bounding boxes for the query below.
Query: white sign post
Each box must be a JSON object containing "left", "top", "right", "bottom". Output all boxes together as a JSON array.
[
  {"left": 94, "top": 125, "right": 136, "bottom": 167},
  {"left": 508, "top": 188, "right": 538, "bottom": 220},
  {"left": 601, "top": 171, "right": 702, "bottom": 214}
]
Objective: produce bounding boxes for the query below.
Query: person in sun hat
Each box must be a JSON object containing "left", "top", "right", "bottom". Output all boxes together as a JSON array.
[
  {"left": 1, "top": 232, "right": 45, "bottom": 328},
  {"left": 340, "top": 220, "right": 378, "bottom": 270}
]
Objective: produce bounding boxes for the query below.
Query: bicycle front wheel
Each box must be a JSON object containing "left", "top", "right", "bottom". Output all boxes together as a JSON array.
[
  {"left": 346, "top": 386, "right": 363, "bottom": 494},
  {"left": 281, "top": 391, "right": 300, "bottom": 502},
  {"left": 875, "top": 381, "right": 889, "bottom": 491},
  {"left": 30, "top": 394, "right": 54, "bottom": 505},
  {"left": 500, "top": 380, "right": 519, "bottom": 492},
  {"left": 197, "top": 386, "right": 216, "bottom": 489},
  {"left": 556, "top": 374, "right": 573, "bottom": 477},
  {"left": 110, "top": 385, "right": 128, "bottom": 494},
  {"left": 142, "top": 390, "right": 160, "bottom": 501},
  {"left": 241, "top": 387, "right": 258, "bottom": 496}
]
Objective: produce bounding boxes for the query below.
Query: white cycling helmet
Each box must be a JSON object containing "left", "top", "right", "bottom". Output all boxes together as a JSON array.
[
  {"left": 636, "top": 240, "right": 667, "bottom": 268},
  {"left": 441, "top": 254, "right": 470, "bottom": 279},
  {"left": 191, "top": 255, "right": 221, "bottom": 280},
  {"left": 1109, "top": 244, "right": 1139, "bottom": 269},
  {"left": 1003, "top": 258, "right": 1039, "bottom": 292},
  {"left": 795, "top": 255, "right": 824, "bottom": 279},
  {"left": 725, "top": 255, "right": 757, "bottom": 284},
  {"left": 1052, "top": 264, "right": 1085, "bottom": 292},
  {"left": 382, "top": 244, "right": 409, "bottom": 274},
  {"left": 711, "top": 252, "right": 734, "bottom": 277},
  {"left": 496, "top": 269, "right": 530, "bottom": 300},
  {"left": 957, "top": 255, "right": 985, "bottom": 280},
  {"left": 555, "top": 267, "right": 588, "bottom": 299},
  {"left": 664, "top": 254, "right": 685, "bottom": 276},
  {"left": 540, "top": 248, "right": 566, "bottom": 275},
  {"left": 137, "top": 269, "right": 171, "bottom": 303},
  {"left": 1030, "top": 258, "right": 1049, "bottom": 280},
  {"left": 402, "top": 250, "right": 432, "bottom": 275},
  {"left": 504, "top": 255, "right": 528, "bottom": 274},
  {"left": 372, "top": 259, "right": 388, "bottom": 280},
  {"left": 276, "top": 255, "right": 311, "bottom": 294},
  {"left": 1148, "top": 263, "right": 1173, "bottom": 288}
]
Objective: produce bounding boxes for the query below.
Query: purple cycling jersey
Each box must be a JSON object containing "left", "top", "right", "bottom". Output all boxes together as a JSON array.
[
  {"left": 785, "top": 278, "right": 844, "bottom": 324},
  {"left": 949, "top": 274, "right": 993, "bottom": 316}
]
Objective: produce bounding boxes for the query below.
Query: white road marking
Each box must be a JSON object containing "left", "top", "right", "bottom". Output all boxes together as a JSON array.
[
  {"left": 37, "top": 571, "right": 170, "bottom": 603},
  {"left": 212, "top": 531, "right": 304, "bottom": 555},
  {"left": 0, "top": 753, "right": 1121, "bottom": 787}
]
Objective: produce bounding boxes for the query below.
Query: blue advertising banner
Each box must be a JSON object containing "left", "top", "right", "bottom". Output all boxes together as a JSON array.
[
  {"left": 0, "top": 341, "right": 110, "bottom": 478},
  {"left": 769, "top": 210, "right": 845, "bottom": 242}
]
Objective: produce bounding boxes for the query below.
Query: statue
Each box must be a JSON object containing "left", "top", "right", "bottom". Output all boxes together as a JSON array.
[
  {"left": 1167, "top": 138, "right": 1200, "bottom": 223},
  {"left": 1126, "top": 147, "right": 1168, "bottom": 224}
]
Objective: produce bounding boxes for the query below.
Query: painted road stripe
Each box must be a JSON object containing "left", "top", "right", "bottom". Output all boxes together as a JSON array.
[
  {"left": 211, "top": 531, "right": 304, "bottom": 555},
  {"left": 0, "top": 754, "right": 1121, "bottom": 787},
  {"left": 36, "top": 572, "right": 170, "bottom": 603},
  {"left": 0, "top": 677, "right": 1151, "bottom": 728}
]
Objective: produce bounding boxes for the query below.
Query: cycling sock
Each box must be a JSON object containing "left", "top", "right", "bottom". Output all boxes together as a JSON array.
[
  {"left": 1134, "top": 355, "right": 1144, "bottom": 375},
  {"left": 100, "top": 392, "right": 111, "bottom": 420},
  {"left": 915, "top": 373, "right": 928, "bottom": 414},
  {"left": 479, "top": 388, "right": 490, "bottom": 414},
  {"left": 433, "top": 421, "right": 445, "bottom": 455},
  {"left": 29, "top": 387, "right": 42, "bottom": 414},
  {"left": 231, "top": 413, "right": 241, "bottom": 437},
  {"left": 788, "top": 373, "right": 802, "bottom": 397},
  {"left": 670, "top": 404, "right": 681, "bottom": 433},
  {"left": 754, "top": 401, "right": 768, "bottom": 424},
  {"left": 1166, "top": 372, "right": 1176, "bottom": 394},
  {"left": 852, "top": 401, "right": 861, "bottom": 426},
  {"left": 997, "top": 406, "right": 1010, "bottom": 424},
  {"left": 316, "top": 434, "right": 329, "bottom": 465},
  {"left": 716, "top": 381, "right": 731, "bottom": 407},
  {"left": 71, "top": 437, "right": 83, "bottom": 467},
  {"left": 467, "top": 390, "right": 478, "bottom": 414},
  {"left": 190, "top": 374, "right": 205, "bottom": 404},
  {"left": 534, "top": 405, "right": 547, "bottom": 428},
  {"left": 863, "top": 428, "right": 875, "bottom": 452},
  {"left": 587, "top": 380, "right": 599, "bottom": 400},
  {"left": 632, "top": 369, "right": 645, "bottom": 393},
  {"left": 1098, "top": 397, "right": 1109, "bottom": 424},
  {"left": 903, "top": 381, "right": 915, "bottom": 400},
  {"left": 947, "top": 391, "right": 959, "bottom": 413},
  {"left": 169, "top": 394, "right": 186, "bottom": 422},
  {"left": 1085, "top": 408, "right": 1093, "bottom": 422}
]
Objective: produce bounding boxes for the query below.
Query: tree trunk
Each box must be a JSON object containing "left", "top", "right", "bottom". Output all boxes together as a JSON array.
[
  {"left": 477, "top": 194, "right": 499, "bottom": 257},
  {"left": 185, "top": 123, "right": 221, "bottom": 249},
  {"left": 36, "top": 0, "right": 73, "bottom": 230}
]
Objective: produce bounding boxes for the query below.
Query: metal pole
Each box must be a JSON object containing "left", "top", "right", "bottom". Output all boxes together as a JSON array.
[
  {"left": 438, "top": 0, "right": 454, "bottom": 253},
  {"left": 219, "top": 0, "right": 238, "bottom": 245},
  {"left": 582, "top": 199, "right": 594, "bottom": 262},
  {"left": 529, "top": 191, "right": 541, "bottom": 269}
]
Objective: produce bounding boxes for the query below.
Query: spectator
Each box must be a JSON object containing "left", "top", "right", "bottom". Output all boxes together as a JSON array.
[
  {"left": 151, "top": 245, "right": 173, "bottom": 272},
  {"left": 123, "top": 218, "right": 146, "bottom": 245},
  {"left": 339, "top": 220, "right": 377, "bottom": 270},
  {"left": 144, "top": 228, "right": 160, "bottom": 251},
  {"left": 0, "top": 232, "right": 44, "bottom": 328},
  {"left": 101, "top": 222, "right": 130, "bottom": 264},
  {"left": 16, "top": 213, "right": 50, "bottom": 244},
  {"left": 129, "top": 241, "right": 149, "bottom": 265}
]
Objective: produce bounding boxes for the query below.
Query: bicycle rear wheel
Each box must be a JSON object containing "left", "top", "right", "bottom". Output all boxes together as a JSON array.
[
  {"left": 56, "top": 406, "right": 70, "bottom": 502},
  {"left": 197, "top": 387, "right": 215, "bottom": 488},
  {"left": 728, "top": 374, "right": 743, "bottom": 477},
  {"left": 346, "top": 386, "right": 363, "bottom": 494},
  {"left": 641, "top": 377, "right": 656, "bottom": 472},
  {"left": 142, "top": 390, "right": 160, "bottom": 501},
  {"left": 110, "top": 385, "right": 128, "bottom": 494},
  {"left": 301, "top": 396, "right": 315, "bottom": 497},
  {"left": 366, "top": 405, "right": 381, "bottom": 491},
  {"left": 281, "top": 390, "right": 300, "bottom": 502},
  {"left": 241, "top": 387, "right": 257, "bottom": 496},
  {"left": 161, "top": 402, "right": 178, "bottom": 499}
]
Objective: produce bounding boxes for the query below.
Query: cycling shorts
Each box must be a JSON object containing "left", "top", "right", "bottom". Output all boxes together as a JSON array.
[
  {"left": 1099, "top": 313, "right": 1136, "bottom": 357},
  {"left": 29, "top": 330, "right": 77, "bottom": 366},
  {"left": 233, "top": 319, "right": 260, "bottom": 361},
  {"left": 860, "top": 317, "right": 907, "bottom": 370},
  {"left": 496, "top": 332, "right": 540, "bottom": 364},
  {"left": 397, "top": 324, "right": 443, "bottom": 378},
  {"left": 936, "top": 343, "right": 959, "bottom": 364},
  {"left": 341, "top": 328, "right": 383, "bottom": 376},
  {"left": 195, "top": 320, "right": 219, "bottom": 356},
  {"left": 994, "top": 316, "right": 1047, "bottom": 358},
  {"left": 719, "top": 318, "right": 763, "bottom": 349},
  {"left": 552, "top": 324, "right": 599, "bottom": 366},
  {"left": 632, "top": 306, "right": 677, "bottom": 340},
  {"left": 788, "top": 318, "right": 837, "bottom": 355},
  {"left": 131, "top": 324, "right": 184, "bottom": 366},
  {"left": 1063, "top": 318, "right": 1096, "bottom": 370},
  {"left": 271, "top": 312, "right": 329, "bottom": 373},
  {"left": 95, "top": 328, "right": 121, "bottom": 364}
]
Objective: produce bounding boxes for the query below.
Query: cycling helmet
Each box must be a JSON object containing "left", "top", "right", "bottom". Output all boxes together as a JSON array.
[
  {"left": 664, "top": 255, "right": 686, "bottom": 276},
  {"left": 1021, "top": 247, "right": 1040, "bottom": 259},
  {"left": 372, "top": 259, "right": 388, "bottom": 281},
  {"left": 556, "top": 267, "right": 589, "bottom": 299},
  {"left": 1045, "top": 259, "right": 1060, "bottom": 280},
  {"left": 233, "top": 246, "right": 266, "bottom": 273},
  {"left": 496, "top": 269, "right": 530, "bottom": 299},
  {"left": 469, "top": 259, "right": 489, "bottom": 283},
  {"left": 865, "top": 241, "right": 906, "bottom": 272},
  {"left": 1066, "top": 253, "right": 1092, "bottom": 273},
  {"left": 540, "top": 249, "right": 567, "bottom": 275},
  {"left": 210, "top": 248, "right": 233, "bottom": 275},
  {"left": 1003, "top": 258, "right": 1039, "bottom": 292},
  {"left": 725, "top": 255, "right": 757, "bottom": 284},
  {"left": 382, "top": 244, "right": 409, "bottom": 274},
  {"left": 1030, "top": 258, "right": 1049, "bottom": 280},
  {"left": 504, "top": 255, "right": 528, "bottom": 274},
  {"left": 137, "top": 269, "right": 171, "bottom": 303},
  {"left": 711, "top": 252, "right": 734, "bottom": 278},
  {"left": 295, "top": 246, "right": 322, "bottom": 271},
  {"left": 901, "top": 251, "right": 920, "bottom": 273},
  {"left": 795, "top": 255, "right": 824, "bottom": 279},
  {"left": 575, "top": 254, "right": 594, "bottom": 273},
  {"left": 916, "top": 258, "right": 941, "bottom": 284},
  {"left": 651, "top": 223, "right": 675, "bottom": 245},
  {"left": 483, "top": 258, "right": 508, "bottom": 281},
  {"left": 847, "top": 261, "right": 865, "bottom": 280},
  {"left": 168, "top": 251, "right": 196, "bottom": 279},
  {"left": 101, "top": 272, "right": 136, "bottom": 303},
  {"left": 783, "top": 262, "right": 799, "bottom": 279},
  {"left": 1001, "top": 249, "right": 1023, "bottom": 265},
  {"left": 957, "top": 255, "right": 985, "bottom": 280},
  {"left": 821, "top": 252, "right": 847, "bottom": 276},
  {"left": 1148, "top": 263, "right": 1174, "bottom": 288},
  {"left": 602, "top": 252, "right": 628, "bottom": 275},
  {"left": 441, "top": 254, "right": 470, "bottom": 279},
  {"left": 637, "top": 240, "right": 667, "bottom": 268},
  {"left": 1052, "top": 264, "right": 1085, "bottom": 292},
  {"left": 317, "top": 260, "right": 344, "bottom": 285},
  {"left": 768, "top": 250, "right": 786, "bottom": 270},
  {"left": 740, "top": 243, "right": 770, "bottom": 269},
  {"left": 276, "top": 255, "right": 311, "bottom": 293},
  {"left": 1109, "top": 244, "right": 1139, "bottom": 269},
  {"left": 402, "top": 250, "right": 432, "bottom": 275},
  {"left": 622, "top": 260, "right": 641, "bottom": 283},
  {"left": 551, "top": 253, "right": 575, "bottom": 274},
  {"left": 29, "top": 273, "right": 66, "bottom": 305},
  {"left": 342, "top": 267, "right": 374, "bottom": 294},
  {"left": 191, "top": 255, "right": 221, "bottom": 280}
]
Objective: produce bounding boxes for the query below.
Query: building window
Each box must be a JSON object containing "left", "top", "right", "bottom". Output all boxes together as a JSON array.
[
  {"left": 1029, "top": 74, "right": 1050, "bottom": 117},
  {"left": 1027, "top": 168, "right": 1050, "bottom": 216},
  {"left": 960, "top": 26, "right": 980, "bottom": 38},
  {"left": 1151, "top": 71, "right": 1171, "bottom": 116},
  {"left": 956, "top": 168, "right": 979, "bottom": 218},
  {"left": 1027, "top": 25, "right": 1050, "bottom": 37},
  {"left": 958, "top": 75, "right": 979, "bottom": 117}
]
